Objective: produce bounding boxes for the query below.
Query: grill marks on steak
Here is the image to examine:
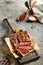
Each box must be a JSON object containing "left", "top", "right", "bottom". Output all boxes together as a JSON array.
[
  {"left": 10, "top": 31, "right": 30, "bottom": 44},
  {"left": 24, "top": 31, "right": 30, "bottom": 42},
  {"left": 19, "top": 32, "right": 26, "bottom": 42},
  {"left": 16, "top": 48, "right": 29, "bottom": 55},
  {"left": 17, "top": 34, "right": 23, "bottom": 42},
  {"left": 14, "top": 42, "right": 31, "bottom": 47},
  {"left": 14, "top": 42, "right": 33, "bottom": 54},
  {"left": 9, "top": 31, "right": 33, "bottom": 56},
  {"left": 17, "top": 46, "right": 32, "bottom": 54},
  {"left": 9, "top": 33, "right": 18, "bottom": 44}
]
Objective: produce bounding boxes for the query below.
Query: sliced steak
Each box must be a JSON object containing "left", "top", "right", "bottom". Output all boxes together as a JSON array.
[{"left": 9, "top": 31, "right": 34, "bottom": 56}]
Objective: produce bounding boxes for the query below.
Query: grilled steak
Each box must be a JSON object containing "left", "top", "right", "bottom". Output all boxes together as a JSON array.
[{"left": 9, "top": 31, "right": 34, "bottom": 57}]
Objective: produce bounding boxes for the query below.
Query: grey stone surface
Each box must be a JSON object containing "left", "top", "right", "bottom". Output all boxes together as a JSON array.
[{"left": 0, "top": 0, "right": 43, "bottom": 65}]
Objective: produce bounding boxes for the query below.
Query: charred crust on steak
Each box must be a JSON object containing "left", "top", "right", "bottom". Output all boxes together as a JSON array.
[{"left": 8, "top": 31, "right": 35, "bottom": 57}]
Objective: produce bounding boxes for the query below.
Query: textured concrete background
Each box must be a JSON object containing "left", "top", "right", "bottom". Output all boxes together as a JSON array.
[{"left": 0, "top": 0, "right": 43, "bottom": 65}]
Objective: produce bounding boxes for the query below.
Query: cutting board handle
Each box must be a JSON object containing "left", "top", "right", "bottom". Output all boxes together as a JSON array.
[{"left": 3, "top": 18, "right": 13, "bottom": 32}]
